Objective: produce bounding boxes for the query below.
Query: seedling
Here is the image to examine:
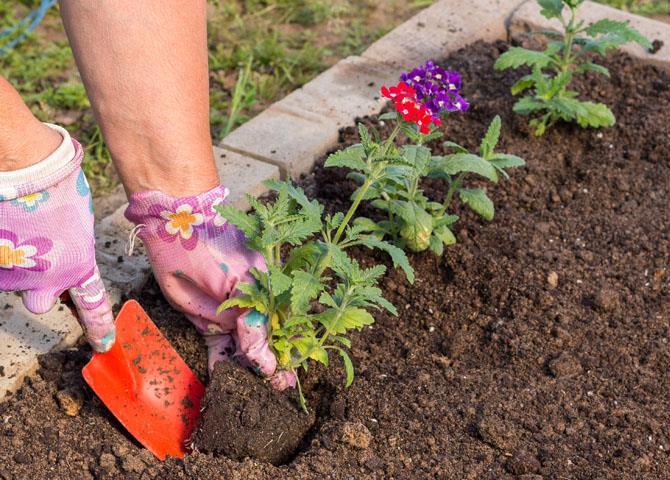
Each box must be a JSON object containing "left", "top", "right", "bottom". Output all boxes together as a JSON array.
[
  {"left": 350, "top": 115, "right": 525, "bottom": 255},
  {"left": 334, "top": 61, "right": 524, "bottom": 255},
  {"left": 494, "top": 0, "right": 651, "bottom": 135},
  {"left": 215, "top": 178, "right": 413, "bottom": 412}
]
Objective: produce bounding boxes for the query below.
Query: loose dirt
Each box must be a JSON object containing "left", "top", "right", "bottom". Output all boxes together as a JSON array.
[{"left": 0, "top": 39, "right": 668, "bottom": 479}]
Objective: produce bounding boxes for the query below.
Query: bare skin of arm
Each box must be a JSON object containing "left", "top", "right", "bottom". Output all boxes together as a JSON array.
[
  {"left": 0, "top": 77, "right": 62, "bottom": 171},
  {"left": 58, "top": 0, "right": 219, "bottom": 197}
]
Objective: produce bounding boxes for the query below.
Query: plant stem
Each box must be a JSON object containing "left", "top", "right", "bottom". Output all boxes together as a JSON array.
[{"left": 439, "top": 172, "right": 465, "bottom": 215}]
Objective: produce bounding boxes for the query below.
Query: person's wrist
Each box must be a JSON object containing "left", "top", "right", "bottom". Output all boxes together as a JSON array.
[{"left": 0, "top": 121, "right": 62, "bottom": 171}]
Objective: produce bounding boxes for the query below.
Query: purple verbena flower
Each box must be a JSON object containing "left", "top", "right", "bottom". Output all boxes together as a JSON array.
[{"left": 400, "top": 61, "right": 468, "bottom": 119}]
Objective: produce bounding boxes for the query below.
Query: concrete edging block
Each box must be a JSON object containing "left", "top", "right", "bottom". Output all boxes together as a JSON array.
[
  {"left": 362, "top": 0, "right": 526, "bottom": 70},
  {"left": 220, "top": 106, "right": 341, "bottom": 179},
  {"left": 509, "top": 0, "right": 670, "bottom": 68}
]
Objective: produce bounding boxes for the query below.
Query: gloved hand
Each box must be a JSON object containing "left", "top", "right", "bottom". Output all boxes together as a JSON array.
[
  {"left": 0, "top": 124, "right": 115, "bottom": 352},
  {"left": 124, "top": 186, "right": 296, "bottom": 390}
]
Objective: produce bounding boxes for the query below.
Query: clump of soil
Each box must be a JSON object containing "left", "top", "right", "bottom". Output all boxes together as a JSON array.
[{"left": 194, "top": 361, "right": 315, "bottom": 465}]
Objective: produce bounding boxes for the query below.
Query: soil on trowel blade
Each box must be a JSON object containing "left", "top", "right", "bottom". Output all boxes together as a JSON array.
[{"left": 194, "top": 361, "right": 315, "bottom": 465}]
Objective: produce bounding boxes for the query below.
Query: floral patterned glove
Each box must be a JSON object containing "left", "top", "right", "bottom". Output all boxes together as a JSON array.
[
  {"left": 0, "top": 124, "right": 115, "bottom": 352},
  {"left": 124, "top": 186, "right": 295, "bottom": 389}
]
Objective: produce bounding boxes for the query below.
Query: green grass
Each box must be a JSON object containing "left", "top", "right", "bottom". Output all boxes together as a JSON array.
[
  {"left": 1, "top": 0, "right": 427, "bottom": 194},
  {"left": 596, "top": 0, "right": 670, "bottom": 15}
]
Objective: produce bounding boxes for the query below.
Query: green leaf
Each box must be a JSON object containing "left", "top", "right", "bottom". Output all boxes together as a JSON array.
[
  {"left": 358, "top": 123, "right": 371, "bottom": 148},
  {"left": 268, "top": 265, "right": 292, "bottom": 295},
  {"left": 215, "top": 204, "right": 261, "bottom": 239},
  {"left": 293, "top": 336, "right": 329, "bottom": 365},
  {"left": 325, "top": 144, "right": 367, "bottom": 171},
  {"left": 511, "top": 75, "right": 535, "bottom": 95},
  {"left": 489, "top": 154, "right": 526, "bottom": 179},
  {"left": 318, "top": 306, "right": 375, "bottom": 335},
  {"left": 442, "top": 141, "right": 468, "bottom": 154},
  {"left": 480, "top": 115, "right": 501, "bottom": 159},
  {"left": 434, "top": 225, "right": 457, "bottom": 246},
  {"left": 494, "top": 47, "right": 556, "bottom": 71},
  {"left": 337, "top": 348, "right": 354, "bottom": 387},
  {"left": 576, "top": 61, "right": 610, "bottom": 77},
  {"left": 459, "top": 188, "right": 495, "bottom": 221},
  {"left": 538, "top": 0, "right": 564, "bottom": 19},
  {"left": 437, "top": 154, "right": 499, "bottom": 183},
  {"left": 513, "top": 96, "right": 547, "bottom": 115},
  {"left": 358, "top": 236, "right": 415, "bottom": 284},
  {"left": 331, "top": 336, "right": 352, "bottom": 348},
  {"left": 378, "top": 112, "right": 398, "bottom": 121},
  {"left": 575, "top": 101, "right": 615, "bottom": 128},
  {"left": 217, "top": 295, "right": 262, "bottom": 314},
  {"left": 291, "top": 271, "right": 324, "bottom": 314},
  {"left": 584, "top": 19, "right": 652, "bottom": 50},
  {"left": 353, "top": 216, "right": 385, "bottom": 233},
  {"left": 401, "top": 145, "right": 432, "bottom": 172},
  {"left": 429, "top": 235, "right": 444, "bottom": 256}
]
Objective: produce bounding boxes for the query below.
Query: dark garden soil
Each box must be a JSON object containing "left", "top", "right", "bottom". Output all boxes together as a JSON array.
[{"left": 1, "top": 39, "right": 669, "bottom": 479}]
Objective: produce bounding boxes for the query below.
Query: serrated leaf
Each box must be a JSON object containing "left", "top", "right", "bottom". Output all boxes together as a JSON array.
[
  {"left": 325, "top": 144, "right": 367, "bottom": 171},
  {"left": 217, "top": 295, "right": 261, "bottom": 314},
  {"left": 401, "top": 145, "right": 432, "bottom": 172},
  {"left": 576, "top": 61, "right": 610, "bottom": 77},
  {"left": 331, "top": 335, "right": 352, "bottom": 348},
  {"left": 358, "top": 123, "right": 371, "bottom": 147},
  {"left": 379, "top": 112, "right": 398, "bottom": 121},
  {"left": 353, "top": 216, "right": 385, "bottom": 233},
  {"left": 511, "top": 75, "right": 535, "bottom": 95},
  {"left": 290, "top": 270, "right": 324, "bottom": 314},
  {"left": 437, "top": 154, "right": 499, "bottom": 183},
  {"left": 293, "top": 336, "right": 329, "bottom": 365},
  {"left": 215, "top": 204, "right": 261, "bottom": 239},
  {"left": 358, "top": 236, "right": 415, "bottom": 283},
  {"left": 318, "top": 307, "right": 375, "bottom": 335},
  {"left": 268, "top": 265, "right": 292, "bottom": 295},
  {"left": 538, "top": 0, "right": 564, "bottom": 19},
  {"left": 513, "top": 96, "right": 548, "bottom": 115},
  {"left": 459, "top": 188, "right": 494, "bottom": 221},
  {"left": 480, "top": 115, "right": 501, "bottom": 159},
  {"left": 575, "top": 101, "right": 615, "bottom": 128},
  {"left": 584, "top": 19, "right": 652, "bottom": 50},
  {"left": 494, "top": 47, "right": 556, "bottom": 70}
]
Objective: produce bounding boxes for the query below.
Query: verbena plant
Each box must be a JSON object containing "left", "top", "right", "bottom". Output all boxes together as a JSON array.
[
  {"left": 215, "top": 175, "right": 414, "bottom": 411},
  {"left": 494, "top": 0, "right": 651, "bottom": 136},
  {"left": 336, "top": 62, "right": 525, "bottom": 254}
]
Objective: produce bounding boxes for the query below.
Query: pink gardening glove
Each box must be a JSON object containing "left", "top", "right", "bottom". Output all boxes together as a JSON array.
[
  {"left": 124, "top": 186, "right": 295, "bottom": 390},
  {"left": 0, "top": 124, "right": 115, "bottom": 352}
]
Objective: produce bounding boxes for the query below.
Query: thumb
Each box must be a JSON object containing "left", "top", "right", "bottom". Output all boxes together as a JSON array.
[
  {"left": 22, "top": 289, "right": 59, "bottom": 315},
  {"left": 69, "top": 267, "right": 115, "bottom": 353}
]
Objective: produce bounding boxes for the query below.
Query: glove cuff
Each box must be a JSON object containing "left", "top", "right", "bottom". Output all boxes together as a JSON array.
[{"left": 0, "top": 124, "right": 82, "bottom": 201}]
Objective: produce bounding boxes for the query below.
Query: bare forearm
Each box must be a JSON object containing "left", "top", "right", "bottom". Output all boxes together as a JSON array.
[{"left": 59, "top": 0, "right": 218, "bottom": 196}]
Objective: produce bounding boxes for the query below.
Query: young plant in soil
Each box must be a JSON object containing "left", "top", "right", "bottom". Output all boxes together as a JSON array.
[
  {"left": 337, "top": 62, "right": 525, "bottom": 255},
  {"left": 215, "top": 179, "right": 414, "bottom": 412},
  {"left": 494, "top": 0, "right": 651, "bottom": 135}
]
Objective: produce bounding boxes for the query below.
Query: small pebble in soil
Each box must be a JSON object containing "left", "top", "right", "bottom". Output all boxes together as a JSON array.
[
  {"left": 55, "top": 388, "right": 84, "bottom": 417},
  {"left": 593, "top": 287, "right": 619, "bottom": 312},
  {"left": 98, "top": 453, "right": 117, "bottom": 472},
  {"left": 546, "top": 271, "right": 559, "bottom": 289},
  {"left": 339, "top": 422, "right": 372, "bottom": 450},
  {"left": 548, "top": 353, "right": 583, "bottom": 378}
]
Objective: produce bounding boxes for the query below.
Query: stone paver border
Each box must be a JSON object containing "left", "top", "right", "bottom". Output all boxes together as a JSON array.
[{"left": 2, "top": 0, "right": 668, "bottom": 401}]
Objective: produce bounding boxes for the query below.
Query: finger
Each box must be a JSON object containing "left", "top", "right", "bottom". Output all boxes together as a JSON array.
[
  {"left": 200, "top": 331, "right": 236, "bottom": 374},
  {"left": 270, "top": 370, "right": 297, "bottom": 391},
  {"left": 69, "top": 267, "right": 115, "bottom": 353},
  {"left": 235, "top": 309, "right": 276, "bottom": 377},
  {"left": 22, "top": 288, "right": 59, "bottom": 315}
]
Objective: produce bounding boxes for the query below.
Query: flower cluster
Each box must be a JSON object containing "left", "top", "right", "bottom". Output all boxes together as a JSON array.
[
  {"left": 381, "top": 82, "right": 441, "bottom": 134},
  {"left": 381, "top": 61, "right": 468, "bottom": 134},
  {"left": 401, "top": 61, "right": 468, "bottom": 116}
]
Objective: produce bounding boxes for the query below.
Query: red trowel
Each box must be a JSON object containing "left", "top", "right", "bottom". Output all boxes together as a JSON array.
[{"left": 81, "top": 300, "right": 205, "bottom": 460}]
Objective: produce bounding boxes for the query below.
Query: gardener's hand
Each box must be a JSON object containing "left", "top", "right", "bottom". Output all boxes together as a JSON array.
[
  {"left": 0, "top": 125, "right": 115, "bottom": 352},
  {"left": 125, "top": 185, "right": 296, "bottom": 390}
]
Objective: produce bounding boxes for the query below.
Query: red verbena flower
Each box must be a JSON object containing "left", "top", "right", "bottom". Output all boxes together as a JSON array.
[{"left": 381, "top": 81, "right": 441, "bottom": 134}]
